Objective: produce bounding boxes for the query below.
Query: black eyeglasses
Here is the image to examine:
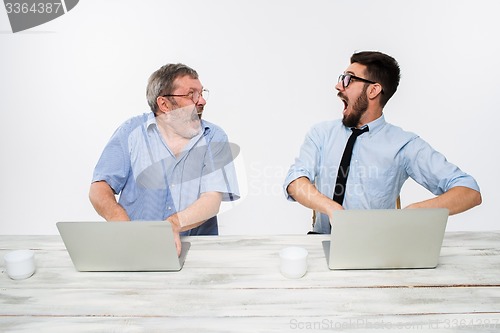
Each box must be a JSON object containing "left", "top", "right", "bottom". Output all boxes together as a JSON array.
[
  {"left": 162, "top": 89, "right": 209, "bottom": 103},
  {"left": 338, "top": 73, "right": 376, "bottom": 89}
]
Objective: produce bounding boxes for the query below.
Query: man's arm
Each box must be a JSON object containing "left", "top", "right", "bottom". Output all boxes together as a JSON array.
[
  {"left": 286, "top": 177, "right": 343, "bottom": 222},
  {"left": 405, "top": 186, "right": 482, "bottom": 215},
  {"left": 167, "top": 191, "right": 222, "bottom": 232},
  {"left": 89, "top": 181, "right": 130, "bottom": 221},
  {"left": 166, "top": 191, "right": 222, "bottom": 255}
]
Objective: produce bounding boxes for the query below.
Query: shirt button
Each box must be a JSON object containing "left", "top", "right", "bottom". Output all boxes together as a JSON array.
[{"left": 167, "top": 207, "right": 172, "bottom": 210}]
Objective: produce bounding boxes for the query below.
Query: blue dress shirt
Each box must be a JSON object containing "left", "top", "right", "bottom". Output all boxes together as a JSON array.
[
  {"left": 284, "top": 115, "right": 480, "bottom": 234},
  {"left": 92, "top": 112, "right": 240, "bottom": 235}
]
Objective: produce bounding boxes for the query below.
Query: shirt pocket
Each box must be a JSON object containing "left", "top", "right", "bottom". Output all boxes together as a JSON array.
[{"left": 356, "top": 164, "right": 398, "bottom": 208}]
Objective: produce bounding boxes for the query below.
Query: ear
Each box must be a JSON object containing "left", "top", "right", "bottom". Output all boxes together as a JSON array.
[
  {"left": 367, "top": 83, "right": 383, "bottom": 101},
  {"left": 156, "top": 96, "right": 171, "bottom": 114}
]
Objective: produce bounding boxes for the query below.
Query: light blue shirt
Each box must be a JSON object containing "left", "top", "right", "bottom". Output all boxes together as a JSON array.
[
  {"left": 92, "top": 112, "right": 240, "bottom": 231},
  {"left": 284, "top": 115, "right": 480, "bottom": 234}
]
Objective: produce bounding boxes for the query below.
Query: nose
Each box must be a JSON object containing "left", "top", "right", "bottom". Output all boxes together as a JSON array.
[
  {"left": 335, "top": 80, "right": 344, "bottom": 92},
  {"left": 197, "top": 95, "right": 207, "bottom": 106}
]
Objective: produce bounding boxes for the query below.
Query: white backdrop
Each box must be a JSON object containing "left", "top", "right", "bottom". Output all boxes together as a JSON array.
[{"left": 1, "top": 0, "right": 498, "bottom": 235}]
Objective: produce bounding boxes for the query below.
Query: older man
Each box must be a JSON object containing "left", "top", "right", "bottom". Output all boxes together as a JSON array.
[{"left": 90, "top": 64, "right": 239, "bottom": 253}]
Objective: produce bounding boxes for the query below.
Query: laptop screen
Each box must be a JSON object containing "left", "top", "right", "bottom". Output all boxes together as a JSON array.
[{"left": 325, "top": 209, "right": 448, "bottom": 270}]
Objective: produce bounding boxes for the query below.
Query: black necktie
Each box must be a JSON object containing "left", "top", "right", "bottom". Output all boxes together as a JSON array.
[{"left": 333, "top": 126, "right": 369, "bottom": 205}]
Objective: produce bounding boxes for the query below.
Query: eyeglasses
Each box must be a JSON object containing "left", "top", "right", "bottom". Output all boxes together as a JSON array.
[
  {"left": 338, "top": 73, "right": 376, "bottom": 89},
  {"left": 162, "top": 89, "right": 209, "bottom": 103}
]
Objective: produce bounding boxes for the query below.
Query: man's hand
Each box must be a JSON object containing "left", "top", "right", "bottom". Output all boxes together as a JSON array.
[
  {"left": 165, "top": 192, "right": 224, "bottom": 256},
  {"left": 173, "top": 230, "right": 181, "bottom": 257},
  {"left": 167, "top": 213, "right": 182, "bottom": 257},
  {"left": 327, "top": 203, "right": 344, "bottom": 226}
]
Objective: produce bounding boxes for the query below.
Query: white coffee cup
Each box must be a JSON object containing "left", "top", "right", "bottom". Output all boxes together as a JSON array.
[
  {"left": 279, "top": 246, "right": 308, "bottom": 279},
  {"left": 4, "top": 250, "right": 36, "bottom": 280}
]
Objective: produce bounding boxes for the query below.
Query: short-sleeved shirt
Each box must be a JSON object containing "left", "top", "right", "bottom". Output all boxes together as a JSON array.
[
  {"left": 92, "top": 112, "right": 240, "bottom": 235},
  {"left": 284, "top": 114, "right": 480, "bottom": 234}
]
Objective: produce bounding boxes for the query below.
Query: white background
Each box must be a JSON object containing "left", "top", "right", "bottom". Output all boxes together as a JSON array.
[{"left": 0, "top": 0, "right": 498, "bottom": 235}]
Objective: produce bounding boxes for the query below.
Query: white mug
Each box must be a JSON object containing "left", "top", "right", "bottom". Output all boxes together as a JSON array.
[
  {"left": 279, "top": 246, "right": 308, "bottom": 279},
  {"left": 4, "top": 250, "right": 36, "bottom": 280}
]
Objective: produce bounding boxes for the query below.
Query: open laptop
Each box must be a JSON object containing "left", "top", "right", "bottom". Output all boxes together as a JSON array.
[
  {"left": 323, "top": 209, "right": 449, "bottom": 270},
  {"left": 57, "top": 221, "right": 190, "bottom": 272}
]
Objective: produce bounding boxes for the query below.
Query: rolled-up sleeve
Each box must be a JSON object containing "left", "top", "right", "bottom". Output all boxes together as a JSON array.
[
  {"left": 404, "top": 137, "right": 480, "bottom": 195},
  {"left": 283, "top": 127, "right": 322, "bottom": 201}
]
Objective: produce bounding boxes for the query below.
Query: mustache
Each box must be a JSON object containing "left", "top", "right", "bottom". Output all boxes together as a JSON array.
[{"left": 196, "top": 105, "right": 204, "bottom": 119}]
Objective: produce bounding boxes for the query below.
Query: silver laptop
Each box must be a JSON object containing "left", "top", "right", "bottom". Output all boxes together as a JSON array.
[
  {"left": 323, "top": 209, "right": 449, "bottom": 270},
  {"left": 57, "top": 221, "right": 190, "bottom": 272}
]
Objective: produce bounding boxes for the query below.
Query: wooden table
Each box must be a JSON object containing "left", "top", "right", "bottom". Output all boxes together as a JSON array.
[{"left": 1, "top": 232, "right": 500, "bottom": 332}]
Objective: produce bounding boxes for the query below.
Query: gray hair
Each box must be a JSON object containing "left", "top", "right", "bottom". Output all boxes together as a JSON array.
[{"left": 146, "top": 63, "right": 199, "bottom": 114}]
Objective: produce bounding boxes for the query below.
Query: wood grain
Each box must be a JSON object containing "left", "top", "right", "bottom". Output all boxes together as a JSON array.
[{"left": 1, "top": 232, "right": 500, "bottom": 332}]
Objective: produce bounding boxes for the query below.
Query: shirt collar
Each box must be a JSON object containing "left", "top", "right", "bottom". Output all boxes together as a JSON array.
[
  {"left": 200, "top": 119, "right": 211, "bottom": 136},
  {"left": 146, "top": 112, "right": 157, "bottom": 129},
  {"left": 364, "top": 114, "right": 386, "bottom": 136}
]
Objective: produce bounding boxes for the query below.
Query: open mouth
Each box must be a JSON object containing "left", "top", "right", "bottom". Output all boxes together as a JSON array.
[
  {"left": 338, "top": 93, "right": 348, "bottom": 113},
  {"left": 342, "top": 99, "right": 348, "bottom": 111},
  {"left": 196, "top": 106, "right": 204, "bottom": 119}
]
